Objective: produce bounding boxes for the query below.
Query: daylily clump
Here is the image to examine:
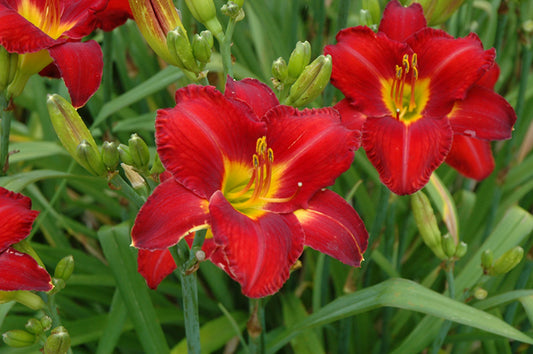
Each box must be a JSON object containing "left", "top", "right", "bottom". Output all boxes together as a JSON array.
[
  {"left": 0, "top": 187, "right": 52, "bottom": 291},
  {"left": 0, "top": 0, "right": 107, "bottom": 107},
  {"left": 325, "top": 0, "right": 516, "bottom": 195},
  {"left": 132, "top": 78, "right": 369, "bottom": 298}
]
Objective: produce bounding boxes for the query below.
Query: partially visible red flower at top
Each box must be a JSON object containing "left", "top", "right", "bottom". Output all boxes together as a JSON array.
[
  {"left": 94, "top": 0, "right": 132, "bottom": 31},
  {"left": 0, "top": 0, "right": 107, "bottom": 107},
  {"left": 325, "top": 0, "right": 516, "bottom": 195},
  {"left": 0, "top": 186, "right": 52, "bottom": 291},
  {"left": 132, "top": 78, "right": 368, "bottom": 298}
]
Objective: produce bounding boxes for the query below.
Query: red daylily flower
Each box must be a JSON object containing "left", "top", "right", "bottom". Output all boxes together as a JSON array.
[
  {"left": 0, "top": 187, "right": 52, "bottom": 291},
  {"left": 0, "top": 0, "right": 107, "bottom": 107},
  {"left": 94, "top": 0, "right": 132, "bottom": 31},
  {"left": 132, "top": 78, "right": 368, "bottom": 298},
  {"left": 325, "top": 0, "right": 516, "bottom": 195}
]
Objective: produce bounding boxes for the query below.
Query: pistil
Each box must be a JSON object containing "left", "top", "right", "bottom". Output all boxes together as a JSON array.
[{"left": 390, "top": 53, "right": 419, "bottom": 120}]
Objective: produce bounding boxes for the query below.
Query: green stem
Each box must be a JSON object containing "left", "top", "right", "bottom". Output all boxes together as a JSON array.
[
  {"left": 248, "top": 298, "right": 264, "bottom": 354},
  {"left": 46, "top": 293, "right": 62, "bottom": 328},
  {"left": 430, "top": 263, "right": 455, "bottom": 353},
  {"left": 0, "top": 94, "right": 12, "bottom": 175},
  {"left": 108, "top": 173, "right": 146, "bottom": 210},
  {"left": 217, "top": 18, "right": 237, "bottom": 84}
]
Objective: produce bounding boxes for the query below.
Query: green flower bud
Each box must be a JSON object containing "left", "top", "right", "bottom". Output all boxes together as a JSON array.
[
  {"left": 271, "top": 57, "right": 288, "bottom": 82},
  {"left": 25, "top": 319, "right": 43, "bottom": 335},
  {"left": 150, "top": 153, "right": 165, "bottom": 176},
  {"left": 474, "top": 287, "right": 488, "bottom": 300},
  {"left": 454, "top": 241, "right": 468, "bottom": 258},
  {"left": 44, "top": 326, "right": 71, "bottom": 354},
  {"left": 167, "top": 26, "right": 199, "bottom": 73},
  {"left": 285, "top": 54, "right": 332, "bottom": 107},
  {"left": 0, "top": 46, "right": 18, "bottom": 92},
  {"left": 287, "top": 41, "right": 311, "bottom": 82},
  {"left": 76, "top": 140, "right": 106, "bottom": 176},
  {"left": 2, "top": 329, "right": 36, "bottom": 348},
  {"left": 128, "top": 134, "right": 151, "bottom": 171},
  {"left": 490, "top": 246, "right": 524, "bottom": 276},
  {"left": 409, "top": 0, "right": 466, "bottom": 26},
  {"left": 221, "top": 1, "right": 245, "bottom": 21},
  {"left": 362, "top": 0, "right": 381, "bottom": 25},
  {"left": 231, "top": 0, "right": 244, "bottom": 8},
  {"left": 192, "top": 30, "right": 214, "bottom": 64},
  {"left": 441, "top": 234, "right": 456, "bottom": 259},
  {"left": 48, "top": 94, "right": 105, "bottom": 175},
  {"left": 49, "top": 278, "right": 66, "bottom": 295},
  {"left": 54, "top": 255, "right": 74, "bottom": 282},
  {"left": 411, "top": 191, "right": 447, "bottom": 260},
  {"left": 184, "top": 0, "right": 223, "bottom": 38},
  {"left": 481, "top": 249, "right": 493, "bottom": 272},
  {"left": 102, "top": 141, "right": 120, "bottom": 171},
  {"left": 40, "top": 316, "right": 52, "bottom": 331},
  {"left": 0, "top": 290, "right": 46, "bottom": 310},
  {"left": 118, "top": 144, "right": 133, "bottom": 165}
]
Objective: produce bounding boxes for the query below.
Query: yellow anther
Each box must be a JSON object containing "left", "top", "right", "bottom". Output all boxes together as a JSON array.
[
  {"left": 412, "top": 66, "right": 418, "bottom": 80},
  {"left": 402, "top": 54, "right": 410, "bottom": 74},
  {"left": 411, "top": 53, "right": 417, "bottom": 68},
  {"left": 395, "top": 65, "right": 402, "bottom": 79},
  {"left": 268, "top": 148, "right": 274, "bottom": 163},
  {"left": 253, "top": 154, "right": 259, "bottom": 168}
]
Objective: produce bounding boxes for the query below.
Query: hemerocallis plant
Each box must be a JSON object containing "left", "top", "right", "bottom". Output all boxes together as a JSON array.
[
  {"left": 325, "top": 0, "right": 516, "bottom": 195},
  {"left": 0, "top": 0, "right": 107, "bottom": 107},
  {"left": 0, "top": 187, "right": 52, "bottom": 291},
  {"left": 132, "top": 78, "right": 369, "bottom": 298}
]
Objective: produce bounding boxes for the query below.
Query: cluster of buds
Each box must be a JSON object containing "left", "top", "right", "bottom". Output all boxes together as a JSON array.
[
  {"left": 411, "top": 191, "right": 467, "bottom": 261},
  {"left": 481, "top": 247, "right": 524, "bottom": 276},
  {"left": 3, "top": 318, "right": 70, "bottom": 354},
  {"left": 271, "top": 41, "right": 332, "bottom": 107}
]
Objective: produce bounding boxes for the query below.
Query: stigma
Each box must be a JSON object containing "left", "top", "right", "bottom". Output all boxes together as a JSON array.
[{"left": 390, "top": 53, "right": 418, "bottom": 120}]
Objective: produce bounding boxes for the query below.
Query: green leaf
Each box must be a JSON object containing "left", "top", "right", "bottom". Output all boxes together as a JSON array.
[
  {"left": 0, "top": 170, "right": 81, "bottom": 192},
  {"left": 267, "top": 278, "right": 533, "bottom": 353},
  {"left": 9, "top": 141, "right": 68, "bottom": 163}
]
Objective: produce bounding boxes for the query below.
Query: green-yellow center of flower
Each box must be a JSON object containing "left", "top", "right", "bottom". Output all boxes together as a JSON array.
[
  {"left": 382, "top": 53, "right": 430, "bottom": 123},
  {"left": 17, "top": 0, "right": 75, "bottom": 40},
  {"left": 222, "top": 136, "right": 300, "bottom": 218}
]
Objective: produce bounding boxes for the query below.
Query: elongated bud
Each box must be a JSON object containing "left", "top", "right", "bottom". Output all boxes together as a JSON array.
[
  {"left": 118, "top": 144, "right": 134, "bottom": 165},
  {"left": 121, "top": 163, "right": 148, "bottom": 194},
  {"left": 128, "top": 134, "right": 150, "bottom": 171},
  {"left": 272, "top": 57, "right": 288, "bottom": 82},
  {"left": 454, "top": 241, "right": 468, "bottom": 258},
  {"left": 0, "top": 290, "right": 46, "bottom": 310},
  {"left": 411, "top": 191, "right": 447, "bottom": 259},
  {"left": 481, "top": 249, "right": 493, "bottom": 272},
  {"left": 54, "top": 255, "right": 74, "bottom": 282},
  {"left": 102, "top": 141, "right": 120, "bottom": 171},
  {"left": 221, "top": 1, "right": 245, "bottom": 21},
  {"left": 285, "top": 54, "right": 332, "bottom": 107},
  {"left": 441, "top": 234, "right": 456, "bottom": 259},
  {"left": 409, "top": 0, "right": 466, "bottom": 26},
  {"left": 48, "top": 94, "right": 104, "bottom": 175},
  {"left": 287, "top": 41, "right": 311, "bottom": 82},
  {"left": 0, "top": 46, "right": 18, "bottom": 92},
  {"left": 25, "top": 319, "right": 43, "bottom": 335},
  {"left": 184, "top": 0, "right": 223, "bottom": 38},
  {"left": 490, "top": 246, "right": 524, "bottom": 276},
  {"left": 362, "top": 0, "right": 381, "bottom": 25},
  {"left": 76, "top": 140, "right": 106, "bottom": 176},
  {"left": 167, "top": 27, "right": 199, "bottom": 73},
  {"left": 2, "top": 330, "right": 35, "bottom": 347},
  {"left": 44, "top": 326, "right": 71, "bottom": 354},
  {"left": 40, "top": 316, "right": 52, "bottom": 331},
  {"left": 192, "top": 30, "right": 214, "bottom": 64}
]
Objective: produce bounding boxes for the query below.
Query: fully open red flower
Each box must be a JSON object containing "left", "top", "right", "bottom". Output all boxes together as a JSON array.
[
  {"left": 132, "top": 78, "right": 368, "bottom": 298},
  {"left": 0, "top": 187, "right": 52, "bottom": 291},
  {"left": 325, "top": 0, "right": 516, "bottom": 195},
  {"left": 0, "top": 0, "right": 107, "bottom": 107}
]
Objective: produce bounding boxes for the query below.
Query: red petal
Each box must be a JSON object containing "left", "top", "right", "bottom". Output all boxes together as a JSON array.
[
  {"left": 363, "top": 116, "right": 453, "bottom": 195},
  {"left": 60, "top": 0, "right": 109, "bottom": 39},
  {"left": 0, "top": 187, "right": 38, "bottom": 252},
  {"left": 94, "top": 0, "right": 132, "bottom": 31},
  {"left": 209, "top": 191, "right": 304, "bottom": 298},
  {"left": 445, "top": 135, "right": 495, "bottom": 180},
  {"left": 225, "top": 77, "right": 279, "bottom": 118},
  {"left": 378, "top": 0, "right": 427, "bottom": 42},
  {"left": 409, "top": 29, "right": 496, "bottom": 106},
  {"left": 0, "top": 248, "right": 52, "bottom": 291},
  {"left": 325, "top": 27, "right": 410, "bottom": 117},
  {"left": 294, "top": 190, "right": 368, "bottom": 266},
  {"left": 477, "top": 64, "right": 500, "bottom": 90},
  {"left": 137, "top": 249, "right": 176, "bottom": 289},
  {"left": 264, "top": 106, "right": 359, "bottom": 212},
  {"left": 131, "top": 179, "right": 210, "bottom": 249},
  {"left": 334, "top": 98, "right": 367, "bottom": 132},
  {"left": 48, "top": 40, "right": 103, "bottom": 108},
  {"left": 157, "top": 85, "right": 266, "bottom": 199},
  {"left": 448, "top": 85, "right": 516, "bottom": 141}
]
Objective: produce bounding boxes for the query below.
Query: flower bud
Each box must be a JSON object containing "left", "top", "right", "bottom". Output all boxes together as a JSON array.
[
  {"left": 481, "top": 249, "right": 493, "bottom": 271},
  {"left": 441, "top": 234, "right": 456, "bottom": 259},
  {"left": 271, "top": 57, "right": 288, "bottom": 82},
  {"left": 0, "top": 290, "right": 46, "bottom": 310},
  {"left": 149, "top": 153, "right": 165, "bottom": 176},
  {"left": 76, "top": 140, "right": 106, "bottom": 176},
  {"left": 490, "top": 246, "right": 524, "bottom": 276},
  {"left": 2, "top": 329, "right": 36, "bottom": 348},
  {"left": 221, "top": 2, "right": 245, "bottom": 21},
  {"left": 192, "top": 30, "right": 214, "bottom": 64},
  {"left": 231, "top": 0, "right": 245, "bottom": 8},
  {"left": 409, "top": 0, "right": 466, "bottom": 26},
  {"left": 167, "top": 26, "right": 199, "bottom": 73},
  {"left": 102, "top": 141, "right": 120, "bottom": 171},
  {"left": 287, "top": 41, "right": 311, "bottom": 82},
  {"left": 44, "top": 326, "right": 71, "bottom": 354},
  {"left": 54, "top": 255, "right": 74, "bottom": 282},
  {"left": 121, "top": 163, "right": 148, "bottom": 193},
  {"left": 285, "top": 54, "right": 332, "bottom": 107},
  {"left": 48, "top": 94, "right": 104, "bottom": 175},
  {"left": 118, "top": 144, "right": 134, "bottom": 165},
  {"left": 454, "top": 241, "right": 468, "bottom": 258},
  {"left": 128, "top": 134, "right": 151, "bottom": 171},
  {"left": 184, "top": 0, "right": 223, "bottom": 38},
  {"left": 49, "top": 278, "right": 66, "bottom": 295},
  {"left": 0, "top": 46, "right": 18, "bottom": 92},
  {"left": 25, "top": 318, "right": 43, "bottom": 335},
  {"left": 362, "top": 0, "right": 381, "bottom": 25},
  {"left": 474, "top": 287, "right": 488, "bottom": 300},
  {"left": 40, "top": 316, "right": 52, "bottom": 331},
  {"left": 410, "top": 191, "right": 447, "bottom": 259}
]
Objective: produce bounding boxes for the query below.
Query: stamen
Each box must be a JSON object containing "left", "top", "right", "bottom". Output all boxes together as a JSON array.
[{"left": 259, "top": 182, "right": 302, "bottom": 203}]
